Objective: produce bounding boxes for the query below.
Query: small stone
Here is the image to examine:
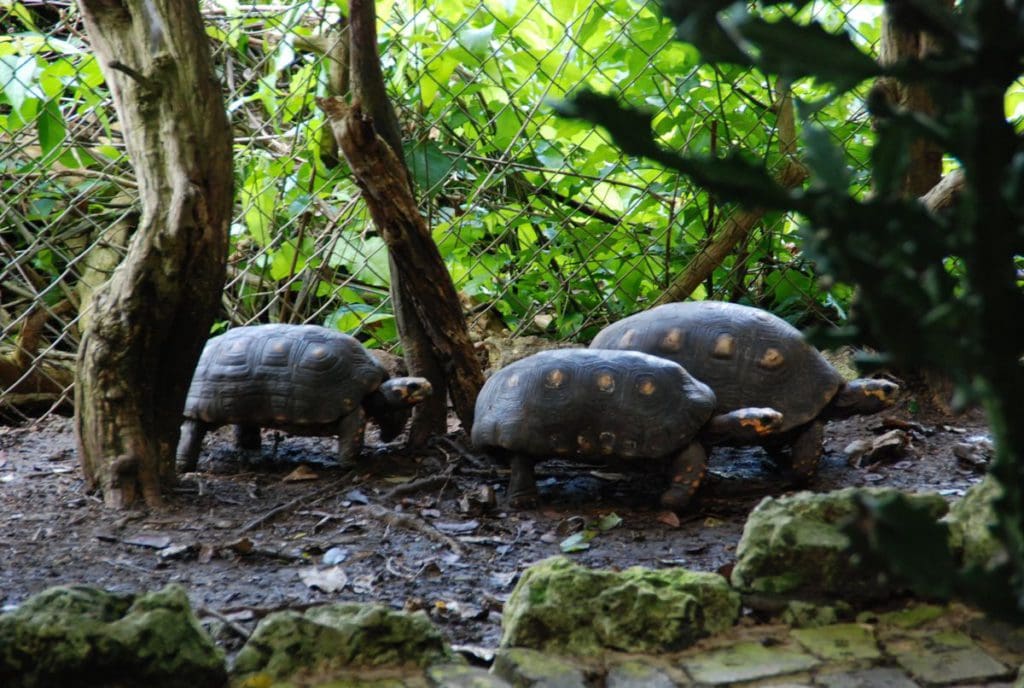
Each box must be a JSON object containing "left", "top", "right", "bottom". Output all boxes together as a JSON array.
[
  {"left": 605, "top": 658, "right": 676, "bottom": 688},
  {"left": 781, "top": 600, "right": 840, "bottom": 628},
  {"left": 790, "top": 623, "right": 881, "bottom": 661},
  {"left": 680, "top": 641, "right": 820, "bottom": 684},
  {"left": 816, "top": 667, "right": 920, "bottom": 688},
  {"left": 491, "top": 648, "right": 587, "bottom": 688}
]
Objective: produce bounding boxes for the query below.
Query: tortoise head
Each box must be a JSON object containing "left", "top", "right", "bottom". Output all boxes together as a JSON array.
[
  {"left": 364, "top": 376, "right": 433, "bottom": 442},
  {"left": 827, "top": 378, "right": 899, "bottom": 419}
]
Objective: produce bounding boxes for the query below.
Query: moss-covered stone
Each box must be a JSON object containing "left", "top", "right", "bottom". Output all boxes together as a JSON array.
[
  {"left": 231, "top": 603, "right": 452, "bottom": 681},
  {"left": 781, "top": 601, "right": 841, "bottom": 628},
  {"left": 944, "top": 476, "right": 1007, "bottom": 569},
  {"left": 499, "top": 556, "right": 739, "bottom": 655},
  {"left": 491, "top": 647, "right": 588, "bottom": 687},
  {"left": 0, "top": 584, "right": 226, "bottom": 688},
  {"left": 731, "top": 488, "right": 948, "bottom": 601}
]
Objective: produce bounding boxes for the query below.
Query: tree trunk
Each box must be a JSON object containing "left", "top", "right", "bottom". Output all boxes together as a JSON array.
[
  {"left": 74, "top": 0, "right": 233, "bottom": 508},
  {"left": 339, "top": 0, "right": 482, "bottom": 435}
]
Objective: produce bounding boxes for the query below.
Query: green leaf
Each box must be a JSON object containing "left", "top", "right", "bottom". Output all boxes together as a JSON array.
[
  {"left": 803, "top": 124, "right": 850, "bottom": 191},
  {"left": 36, "top": 98, "right": 65, "bottom": 159},
  {"left": 729, "top": 16, "right": 880, "bottom": 88},
  {"left": 459, "top": 22, "right": 495, "bottom": 56},
  {"left": 559, "top": 531, "right": 595, "bottom": 553},
  {"left": 406, "top": 140, "right": 463, "bottom": 197},
  {"left": 596, "top": 513, "right": 623, "bottom": 532}
]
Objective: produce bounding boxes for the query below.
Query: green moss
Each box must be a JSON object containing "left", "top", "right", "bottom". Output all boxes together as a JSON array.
[
  {"left": 232, "top": 603, "right": 451, "bottom": 682},
  {"left": 499, "top": 556, "right": 739, "bottom": 655}
]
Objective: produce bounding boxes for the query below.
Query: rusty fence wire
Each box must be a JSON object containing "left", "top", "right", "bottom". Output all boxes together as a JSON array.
[{"left": 0, "top": 0, "right": 882, "bottom": 423}]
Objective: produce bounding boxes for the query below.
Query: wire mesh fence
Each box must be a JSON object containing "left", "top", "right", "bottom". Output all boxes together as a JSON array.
[{"left": 0, "top": 0, "right": 882, "bottom": 423}]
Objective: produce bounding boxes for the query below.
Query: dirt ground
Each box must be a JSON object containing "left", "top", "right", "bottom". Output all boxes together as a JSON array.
[{"left": 0, "top": 398, "right": 991, "bottom": 654}]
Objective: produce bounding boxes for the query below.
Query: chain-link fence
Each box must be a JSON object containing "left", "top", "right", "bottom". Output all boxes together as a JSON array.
[{"left": 0, "top": 0, "right": 881, "bottom": 423}]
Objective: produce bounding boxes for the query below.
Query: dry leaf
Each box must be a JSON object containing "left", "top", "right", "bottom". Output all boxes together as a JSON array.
[
  {"left": 657, "top": 511, "right": 681, "bottom": 528},
  {"left": 283, "top": 464, "right": 319, "bottom": 482},
  {"left": 299, "top": 565, "right": 348, "bottom": 593}
]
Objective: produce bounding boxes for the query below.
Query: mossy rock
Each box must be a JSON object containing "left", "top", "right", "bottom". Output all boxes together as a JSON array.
[
  {"left": 0, "top": 584, "right": 226, "bottom": 688},
  {"left": 500, "top": 556, "right": 739, "bottom": 655},
  {"left": 731, "top": 488, "right": 948, "bottom": 601},
  {"left": 944, "top": 476, "right": 1007, "bottom": 569},
  {"left": 232, "top": 603, "right": 452, "bottom": 681}
]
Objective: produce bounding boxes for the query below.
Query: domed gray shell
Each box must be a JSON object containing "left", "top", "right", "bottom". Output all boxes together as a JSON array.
[
  {"left": 471, "top": 349, "right": 715, "bottom": 459},
  {"left": 590, "top": 302, "right": 844, "bottom": 432},
  {"left": 183, "top": 324, "right": 386, "bottom": 426}
]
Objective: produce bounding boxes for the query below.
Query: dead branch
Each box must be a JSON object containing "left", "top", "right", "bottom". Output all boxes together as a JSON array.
[{"left": 349, "top": 503, "right": 466, "bottom": 555}]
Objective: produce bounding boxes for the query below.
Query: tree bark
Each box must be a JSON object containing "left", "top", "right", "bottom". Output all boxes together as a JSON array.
[
  {"left": 339, "top": 0, "right": 481, "bottom": 436},
  {"left": 74, "top": 0, "right": 233, "bottom": 508},
  {"left": 320, "top": 98, "right": 484, "bottom": 428}
]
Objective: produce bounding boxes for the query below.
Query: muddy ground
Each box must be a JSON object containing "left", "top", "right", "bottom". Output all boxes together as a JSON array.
[{"left": 0, "top": 398, "right": 991, "bottom": 655}]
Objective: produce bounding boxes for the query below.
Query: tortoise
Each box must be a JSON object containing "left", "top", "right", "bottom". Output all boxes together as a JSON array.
[
  {"left": 471, "top": 348, "right": 783, "bottom": 510},
  {"left": 590, "top": 301, "right": 898, "bottom": 480},
  {"left": 176, "top": 324, "right": 432, "bottom": 472}
]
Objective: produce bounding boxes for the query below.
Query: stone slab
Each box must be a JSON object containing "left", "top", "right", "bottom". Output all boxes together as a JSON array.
[
  {"left": 605, "top": 658, "right": 678, "bottom": 688},
  {"left": 681, "top": 641, "right": 820, "bottom": 684},
  {"left": 791, "top": 624, "right": 881, "bottom": 662},
  {"left": 815, "top": 667, "right": 919, "bottom": 688}
]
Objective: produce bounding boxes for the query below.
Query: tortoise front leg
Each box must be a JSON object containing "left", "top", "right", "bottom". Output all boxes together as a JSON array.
[
  {"left": 788, "top": 420, "right": 824, "bottom": 484},
  {"left": 234, "top": 425, "right": 261, "bottom": 451},
  {"left": 508, "top": 454, "right": 539, "bottom": 508},
  {"left": 660, "top": 442, "right": 708, "bottom": 512},
  {"left": 335, "top": 410, "right": 367, "bottom": 469},
  {"left": 176, "top": 419, "right": 210, "bottom": 473}
]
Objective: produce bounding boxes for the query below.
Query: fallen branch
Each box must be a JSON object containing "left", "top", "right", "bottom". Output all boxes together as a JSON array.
[
  {"left": 350, "top": 503, "right": 466, "bottom": 555},
  {"left": 236, "top": 478, "right": 348, "bottom": 533}
]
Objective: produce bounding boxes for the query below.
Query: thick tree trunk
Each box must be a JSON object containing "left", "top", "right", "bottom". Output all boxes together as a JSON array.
[
  {"left": 340, "top": 0, "right": 482, "bottom": 435},
  {"left": 74, "top": 0, "right": 233, "bottom": 508},
  {"left": 320, "top": 98, "right": 484, "bottom": 428}
]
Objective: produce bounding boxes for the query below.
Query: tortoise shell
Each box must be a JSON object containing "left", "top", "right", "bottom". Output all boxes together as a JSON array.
[
  {"left": 471, "top": 349, "right": 715, "bottom": 459},
  {"left": 183, "top": 324, "right": 386, "bottom": 426},
  {"left": 590, "top": 302, "right": 844, "bottom": 433}
]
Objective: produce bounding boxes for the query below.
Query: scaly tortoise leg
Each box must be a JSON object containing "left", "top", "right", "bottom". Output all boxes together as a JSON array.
[
  {"left": 176, "top": 419, "right": 210, "bottom": 473},
  {"left": 335, "top": 409, "right": 367, "bottom": 469},
  {"left": 508, "top": 454, "right": 539, "bottom": 509},
  {"left": 787, "top": 420, "right": 824, "bottom": 485},
  {"left": 660, "top": 442, "right": 708, "bottom": 512},
  {"left": 234, "top": 425, "right": 261, "bottom": 451}
]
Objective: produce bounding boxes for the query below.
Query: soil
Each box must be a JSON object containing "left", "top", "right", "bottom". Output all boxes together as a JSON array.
[{"left": 0, "top": 400, "right": 991, "bottom": 655}]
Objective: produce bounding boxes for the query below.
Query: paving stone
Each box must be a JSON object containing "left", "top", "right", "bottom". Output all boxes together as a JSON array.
[
  {"left": 426, "top": 663, "right": 513, "bottom": 687},
  {"left": 605, "top": 658, "right": 679, "bottom": 688},
  {"left": 790, "top": 624, "right": 881, "bottom": 662},
  {"left": 815, "top": 667, "right": 919, "bottom": 688},
  {"left": 680, "top": 641, "right": 820, "bottom": 685},
  {"left": 893, "top": 632, "right": 1011, "bottom": 686},
  {"left": 491, "top": 647, "right": 588, "bottom": 687}
]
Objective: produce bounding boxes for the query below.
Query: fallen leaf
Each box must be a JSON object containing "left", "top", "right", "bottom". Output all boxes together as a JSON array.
[
  {"left": 657, "top": 511, "right": 681, "bottom": 528},
  {"left": 344, "top": 488, "right": 370, "bottom": 505},
  {"left": 434, "top": 519, "right": 479, "bottom": 534},
  {"left": 123, "top": 534, "right": 172, "bottom": 550},
  {"left": 596, "top": 512, "right": 623, "bottom": 532},
  {"left": 283, "top": 465, "right": 319, "bottom": 482},
  {"left": 158, "top": 544, "right": 195, "bottom": 560},
  {"left": 226, "top": 537, "right": 254, "bottom": 555},
  {"left": 299, "top": 565, "right": 348, "bottom": 593},
  {"left": 322, "top": 546, "right": 349, "bottom": 565},
  {"left": 559, "top": 531, "right": 595, "bottom": 553}
]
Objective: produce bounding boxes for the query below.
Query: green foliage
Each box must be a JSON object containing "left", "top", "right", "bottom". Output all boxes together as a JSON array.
[{"left": 558, "top": 0, "right": 1024, "bottom": 618}]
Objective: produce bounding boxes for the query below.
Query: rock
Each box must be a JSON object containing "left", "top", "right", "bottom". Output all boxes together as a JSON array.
[
  {"left": 944, "top": 475, "right": 1007, "bottom": 569},
  {"left": 232, "top": 603, "right": 452, "bottom": 681},
  {"left": 480, "top": 336, "right": 578, "bottom": 374},
  {"left": 500, "top": 556, "right": 739, "bottom": 655},
  {"left": 731, "top": 488, "right": 949, "bottom": 601},
  {"left": 0, "top": 584, "right": 226, "bottom": 688},
  {"left": 781, "top": 601, "right": 842, "bottom": 628},
  {"left": 790, "top": 623, "right": 881, "bottom": 662},
  {"left": 680, "top": 640, "right": 820, "bottom": 684},
  {"left": 491, "top": 647, "right": 588, "bottom": 687},
  {"left": 426, "top": 663, "right": 512, "bottom": 687},
  {"left": 605, "top": 658, "right": 678, "bottom": 687}
]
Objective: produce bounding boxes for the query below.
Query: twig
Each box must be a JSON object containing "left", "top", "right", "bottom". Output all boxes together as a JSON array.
[
  {"left": 197, "top": 606, "right": 252, "bottom": 641},
  {"left": 236, "top": 477, "right": 348, "bottom": 533},
  {"left": 349, "top": 503, "right": 466, "bottom": 555},
  {"left": 381, "top": 473, "right": 453, "bottom": 501}
]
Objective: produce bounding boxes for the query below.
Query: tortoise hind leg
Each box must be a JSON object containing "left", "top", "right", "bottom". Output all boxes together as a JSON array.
[
  {"left": 660, "top": 442, "right": 708, "bottom": 512},
  {"left": 335, "top": 409, "right": 367, "bottom": 469},
  {"left": 176, "top": 419, "right": 210, "bottom": 473},
  {"left": 788, "top": 420, "right": 824, "bottom": 484}
]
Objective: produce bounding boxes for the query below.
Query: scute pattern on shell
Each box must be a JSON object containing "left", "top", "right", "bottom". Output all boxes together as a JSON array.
[
  {"left": 184, "top": 324, "right": 385, "bottom": 426},
  {"left": 471, "top": 349, "right": 715, "bottom": 459},
  {"left": 590, "top": 302, "right": 844, "bottom": 432}
]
